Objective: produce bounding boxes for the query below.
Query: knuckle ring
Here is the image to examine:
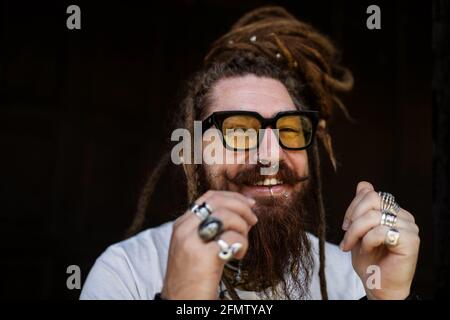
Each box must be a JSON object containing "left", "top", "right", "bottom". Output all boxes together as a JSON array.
[
  {"left": 389, "top": 201, "right": 401, "bottom": 215},
  {"left": 378, "top": 191, "right": 401, "bottom": 216},
  {"left": 217, "top": 239, "right": 242, "bottom": 262},
  {"left": 384, "top": 227, "right": 400, "bottom": 247},
  {"left": 198, "top": 215, "right": 223, "bottom": 242}
]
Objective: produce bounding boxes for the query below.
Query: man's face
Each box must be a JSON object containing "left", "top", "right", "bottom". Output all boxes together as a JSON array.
[
  {"left": 199, "top": 74, "right": 314, "bottom": 296},
  {"left": 202, "top": 74, "right": 309, "bottom": 207}
]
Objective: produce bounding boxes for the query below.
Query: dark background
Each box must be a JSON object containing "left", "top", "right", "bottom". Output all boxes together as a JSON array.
[{"left": 0, "top": 0, "right": 441, "bottom": 299}]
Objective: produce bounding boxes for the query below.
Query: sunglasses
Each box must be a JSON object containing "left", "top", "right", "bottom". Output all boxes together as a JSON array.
[{"left": 202, "top": 110, "right": 318, "bottom": 151}]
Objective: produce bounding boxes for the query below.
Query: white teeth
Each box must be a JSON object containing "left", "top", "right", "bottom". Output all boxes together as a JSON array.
[{"left": 253, "top": 178, "right": 283, "bottom": 186}]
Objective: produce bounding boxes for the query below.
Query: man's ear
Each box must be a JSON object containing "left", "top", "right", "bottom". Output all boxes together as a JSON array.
[
  {"left": 181, "top": 157, "right": 188, "bottom": 177},
  {"left": 318, "top": 119, "right": 326, "bottom": 130},
  {"left": 317, "top": 119, "right": 337, "bottom": 171},
  {"left": 178, "top": 146, "right": 185, "bottom": 173}
]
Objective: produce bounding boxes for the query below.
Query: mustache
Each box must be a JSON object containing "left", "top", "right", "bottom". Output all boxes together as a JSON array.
[{"left": 227, "top": 162, "right": 309, "bottom": 185}]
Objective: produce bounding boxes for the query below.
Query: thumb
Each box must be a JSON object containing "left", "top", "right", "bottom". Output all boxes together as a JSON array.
[{"left": 356, "top": 181, "right": 374, "bottom": 195}]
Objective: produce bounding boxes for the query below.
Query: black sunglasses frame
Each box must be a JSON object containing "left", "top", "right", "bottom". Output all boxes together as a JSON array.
[{"left": 202, "top": 110, "right": 319, "bottom": 151}]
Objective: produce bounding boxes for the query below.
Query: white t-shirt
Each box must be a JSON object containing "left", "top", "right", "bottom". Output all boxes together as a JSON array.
[{"left": 80, "top": 221, "right": 366, "bottom": 300}]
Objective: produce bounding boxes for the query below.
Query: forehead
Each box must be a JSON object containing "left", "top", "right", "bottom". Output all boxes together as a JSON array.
[{"left": 209, "top": 75, "right": 297, "bottom": 118}]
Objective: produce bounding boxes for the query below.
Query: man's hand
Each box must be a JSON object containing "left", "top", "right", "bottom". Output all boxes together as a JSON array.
[
  {"left": 161, "top": 190, "right": 257, "bottom": 299},
  {"left": 340, "top": 181, "right": 420, "bottom": 300}
]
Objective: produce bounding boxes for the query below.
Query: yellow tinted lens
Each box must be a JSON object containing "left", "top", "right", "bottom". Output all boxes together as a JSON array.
[
  {"left": 222, "top": 115, "right": 260, "bottom": 149},
  {"left": 276, "top": 115, "right": 312, "bottom": 148}
]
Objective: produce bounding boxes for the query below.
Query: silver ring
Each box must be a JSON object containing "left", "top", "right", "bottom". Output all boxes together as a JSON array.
[
  {"left": 198, "top": 216, "right": 223, "bottom": 242},
  {"left": 217, "top": 239, "right": 242, "bottom": 262},
  {"left": 389, "top": 202, "right": 401, "bottom": 215},
  {"left": 203, "top": 202, "right": 213, "bottom": 214},
  {"left": 380, "top": 211, "right": 397, "bottom": 228},
  {"left": 378, "top": 191, "right": 402, "bottom": 216},
  {"left": 384, "top": 228, "right": 400, "bottom": 247},
  {"left": 190, "top": 202, "right": 212, "bottom": 221},
  {"left": 378, "top": 192, "right": 395, "bottom": 211}
]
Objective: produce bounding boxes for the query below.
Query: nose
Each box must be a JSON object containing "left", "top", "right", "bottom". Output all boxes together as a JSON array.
[{"left": 255, "top": 128, "right": 282, "bottom": 168}]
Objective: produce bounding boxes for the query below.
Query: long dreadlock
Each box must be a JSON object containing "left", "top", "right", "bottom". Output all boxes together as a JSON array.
[{"left": 126, "top": 6, "right": 353, "bottom": 300}]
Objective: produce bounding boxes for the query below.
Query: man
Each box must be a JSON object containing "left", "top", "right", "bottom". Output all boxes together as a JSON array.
[{"left": 80, "top": 6, "right": 420, "bottom": 300}]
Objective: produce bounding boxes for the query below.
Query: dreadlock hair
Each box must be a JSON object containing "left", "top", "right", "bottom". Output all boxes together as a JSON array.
[{"left": 125, "top": 6, "right": 353, "bottom": 300}]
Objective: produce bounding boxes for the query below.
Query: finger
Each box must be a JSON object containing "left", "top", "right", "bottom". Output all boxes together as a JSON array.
[
  {"left": 344, "top": 189, "right": 379, "bottom": 230},
  {"left": 197, "top": 190, "right": 255, "bottom": 209},
  {"left": 172, "top": 209, "right": 198, "bottom": 233},
  {"left": 172, "top": 206, "right": 208, "bottom": 236},
  {"left": 206, "top": 230, "right": 249, "bottom": 261},
  {"left": 396, "top": 208, "right": 415, "bottom": 223},
  {"left": 340, "top": 210, "right": 417, "bottom": 251},
  {"left": 359, "top": 225, "right": 420, "bottom": 255},
  {"left": 202, "top": 191, "right": 258, "bottom": 226},
  {"left": 342, "top": 188, "right": 372, "bottom": 230},
  {"left": 342, "top": 182, "right": 375, "bottom": 230},
  {"left": 175, "top": 190, "right": 257, "bottom": 235},
  {"left": 356, "top": 181, "right": 375, "bottom": 195},
  {"left": 178, "top": 206, "right": 257, "bottom": 244},
  {"left": 210, "top": 208, "right": 251, "bottom": 236},
  {"left": 346, "top": 190, "right": 380, "bottom": 225},
  {"left": 350, "top": 198, "right": 415, "bottom": 225}
]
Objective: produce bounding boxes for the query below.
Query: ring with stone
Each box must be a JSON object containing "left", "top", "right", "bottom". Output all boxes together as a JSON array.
[
  {"left": 198, "top": 215, "right": 223, "bottom": 242},
  {"left": 384, "top": 228, "right": 400, "bottom": 247}
]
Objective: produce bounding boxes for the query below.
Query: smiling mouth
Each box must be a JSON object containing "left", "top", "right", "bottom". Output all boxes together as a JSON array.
[
  {"left": 227, "top": 168, "right": 308, "bottom": 199},
  {"left": 252, "top": 178, "right": 284, "bottom": 187},
  {"left": 231, "top": 176, "right": 294, "bottom": 200}
]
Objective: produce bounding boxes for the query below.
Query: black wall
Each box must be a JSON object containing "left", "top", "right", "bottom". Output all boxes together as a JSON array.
[{"left": 0, "top": 0, "right": 436, "bottom": 299}]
